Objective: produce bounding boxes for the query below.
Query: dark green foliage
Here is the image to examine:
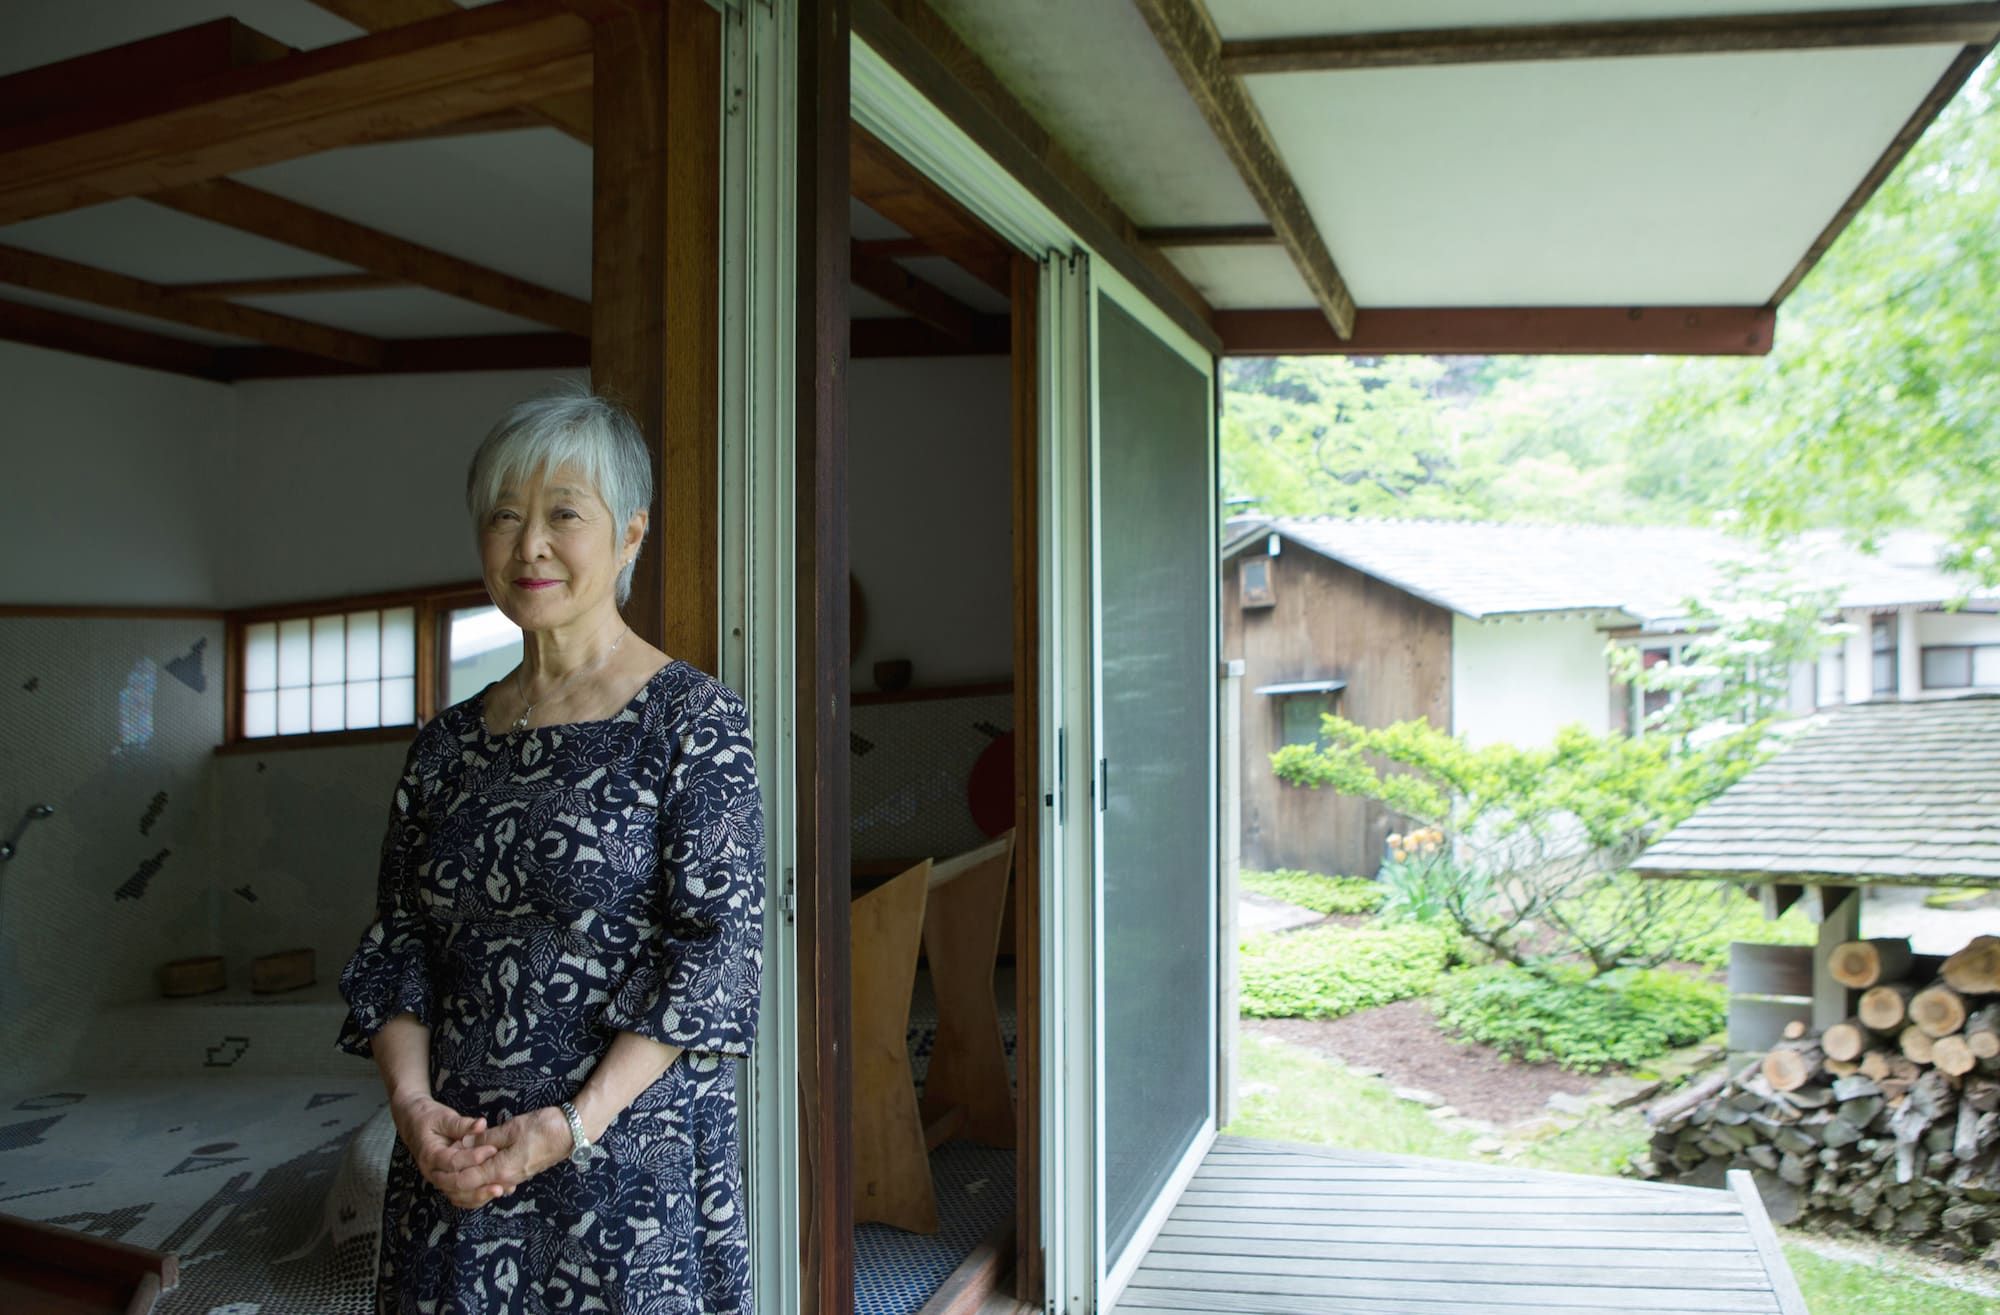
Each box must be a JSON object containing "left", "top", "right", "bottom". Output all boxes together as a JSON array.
[
  {"left": 1433, "top": 963, "right": 1726, "bottom": 1072},
  {"left": 1239, "top": 924, "right": 1463, "bottom": 1021}
]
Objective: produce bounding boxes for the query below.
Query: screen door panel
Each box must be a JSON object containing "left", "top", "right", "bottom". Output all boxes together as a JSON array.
[{"left": 1094, "top": 293, "right": 1215, "bottom": 1268}]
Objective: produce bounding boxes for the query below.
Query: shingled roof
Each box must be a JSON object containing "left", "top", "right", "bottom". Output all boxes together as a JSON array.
[
  {"left": 1630, "top": 696, "right": 2000, "bottom": 888},
  {"left": 1221, "top": 517, "right": 1994, "bottom": 625}
]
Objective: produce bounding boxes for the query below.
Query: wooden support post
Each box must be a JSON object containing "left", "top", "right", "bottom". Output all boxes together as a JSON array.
[
  {"left": 798, "top": 1, "right": 853, "bottom": 1312},
  {"left": 590, "top": 0, "right": 720, "bottom": 666},
  {"left": 1811, "top": 886, "right": 1862, "bottom": 1031}
]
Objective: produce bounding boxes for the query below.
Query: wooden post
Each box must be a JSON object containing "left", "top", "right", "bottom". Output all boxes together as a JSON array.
[
  {"left": 1007, "top": 249, "right": 1044, "bottom": 1306},
  {"left": 591, "top": 0, "right": 720, "bottom": 669},
  {"left": 1217, "top": 659, "right": 1244, "bottom": 1129},
  {"left": 1811, "top": 886, "right": 1861, "bottom": 1030},
  {"left": 797, "top": 0, "right": 853, "bottom": 1312}
]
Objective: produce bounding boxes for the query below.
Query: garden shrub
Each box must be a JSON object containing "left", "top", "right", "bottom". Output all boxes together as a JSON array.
[
  {"left": 1240, "top": 923, "right": 1461, "bottom": 1020},
  {"left": 1432, "top": 962, "right": 1725, "bottom": 1072},
  {"left": 1240, "top": 868, "right": 1385, "bottom": 916}
]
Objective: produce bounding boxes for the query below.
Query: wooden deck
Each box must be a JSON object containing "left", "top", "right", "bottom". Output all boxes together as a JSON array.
[{"left": 1114, "top": 1135, "right": 1808, "bottom": 1315}]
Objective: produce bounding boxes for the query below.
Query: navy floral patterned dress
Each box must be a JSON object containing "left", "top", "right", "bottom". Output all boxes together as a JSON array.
[{"left": 336, "top": 658, "right": 764, "bottom": 1315}]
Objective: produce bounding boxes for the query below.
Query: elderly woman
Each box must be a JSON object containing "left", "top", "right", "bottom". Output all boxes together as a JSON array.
[{"left": 335, "top": 388, "right": 765, "bottom": 1315}]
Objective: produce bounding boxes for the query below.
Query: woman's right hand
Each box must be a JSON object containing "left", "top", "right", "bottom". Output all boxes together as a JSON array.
[{"left": 389, "top": 1092, "right": 509, "bottom": 1208}]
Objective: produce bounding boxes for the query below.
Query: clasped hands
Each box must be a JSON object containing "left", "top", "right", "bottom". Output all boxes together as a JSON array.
[{"left": 390, "top": 1091, "right": 578, "bottom": 1210}]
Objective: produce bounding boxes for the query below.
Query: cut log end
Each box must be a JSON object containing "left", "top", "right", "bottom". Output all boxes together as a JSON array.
[
  {"left": 1934, "top": 1034, "right": 1978, "bottom": 1078},
  {"left": 1912, "top": 984, "right": 1969, "bottom": 1039},
  {"left": 1942, "top": 935, "right": 2000, "bottom": 994},
  {"left": 1822, "top": 1019, "right": 1869, "bottom": 1063},
  {"left": 1859, "top": 982, "right": 1916, "bottom": 1032},
  {"left": 1762, "top": 1041, "right": 1824, "bottom": 1093},
  {"left": 1830, "top": 938, "right": 1914, "bottom": 989}
]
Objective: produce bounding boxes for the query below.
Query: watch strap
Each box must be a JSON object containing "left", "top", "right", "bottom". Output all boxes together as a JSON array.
[{"left": 558, "top": 1099, "right": 593, "bottom": 1166}]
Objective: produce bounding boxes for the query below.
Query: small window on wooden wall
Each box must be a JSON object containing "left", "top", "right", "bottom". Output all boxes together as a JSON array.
[
  {"left": 1279, "top": 692, "right": 1337, "bottom": 747},
  {"left": 1239, "top": 557, "right": 1275, "bottom": 608},
  {"left": 226, "top": 580, "right": 501, "bottom": 751}
]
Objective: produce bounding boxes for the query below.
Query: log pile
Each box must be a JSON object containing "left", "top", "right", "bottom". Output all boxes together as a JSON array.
[{"left": 1644, "top": 934, "right": 2000, "bottom": 1262}]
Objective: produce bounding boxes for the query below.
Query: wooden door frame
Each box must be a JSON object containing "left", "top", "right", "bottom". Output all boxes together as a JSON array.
[
  {"left": 797, "top": 107, "right": 1047, "bottom": 1315},
  {"left": 797, "top": 4, "right": 854, "bottom": 1315}
]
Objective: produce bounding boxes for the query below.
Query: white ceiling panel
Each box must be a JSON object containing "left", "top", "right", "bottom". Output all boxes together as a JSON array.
[
  {"left": 1212, "top": 0, "right": 1961, "bottom": 40},
  {"left": 849, "top": 287, "right": 907, "bottom": 320},
  {"left": 236, "top": 130, "right": 593, "bottom": 299},
  {"left": 1247, "top": 44, "right": 1960, "bottom": 305},
  {"left": 899, "top": 257, "right": 1011, "bottom": 314},
  {"left": 0, "top": 286, "right": 249, "bottom": 346},
  {"left": 233, "top": 288, "right": 548, "bottom": 338},
  {"left": 1164, "top": 245, "right": 1312, "bottom": 309},
  {"left": 924, "top": 0, "right": 1264, "bottom": 228},
  {"left": 853, "top": 199, "right": 910, "bottom": 241},
  {"left": 0, "top": 200, "right": 357, "bottom": 286}
]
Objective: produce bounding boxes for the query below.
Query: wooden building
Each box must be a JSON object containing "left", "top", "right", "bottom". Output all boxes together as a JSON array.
[
  {"left": 1225, "top": 516, "right": 2000, "bottom": 880},
  {"left": 1, "top": 2, "right": 1993, "bottom": 1313}
]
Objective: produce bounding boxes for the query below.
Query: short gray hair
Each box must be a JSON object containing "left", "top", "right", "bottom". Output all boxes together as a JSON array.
[{"left": 465, "top": 387, "right": 653, "bottom": 608}]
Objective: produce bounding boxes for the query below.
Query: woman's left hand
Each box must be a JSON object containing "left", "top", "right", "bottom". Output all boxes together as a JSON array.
[{"left": 448, "top": 1107, "right": 575, "bottom": 1206}]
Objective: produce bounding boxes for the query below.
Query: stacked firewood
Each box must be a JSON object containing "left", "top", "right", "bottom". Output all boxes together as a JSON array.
[{"left": 1644, "top": 934, "right": 2000, "bottom": 1260}]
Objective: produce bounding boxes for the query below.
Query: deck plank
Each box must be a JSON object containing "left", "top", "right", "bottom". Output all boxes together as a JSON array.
[{"left": 1112, "top": 1136, "right": 1799, "bottom": 1315}]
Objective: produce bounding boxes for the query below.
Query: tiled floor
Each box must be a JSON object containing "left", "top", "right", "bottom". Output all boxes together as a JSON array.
[{"left": 0, "top": 1074, "right": 390, "bottom": 1314}]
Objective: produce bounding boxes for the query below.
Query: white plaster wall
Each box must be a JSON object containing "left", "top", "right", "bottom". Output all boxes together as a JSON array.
[
  {"left": 225, "top": 369, "right": 585, "bottom": 607},
  {"left": 1918, "top": 609, "right": 2000, "bottom": 646},
  {"left": 0, "top": 341, "right": 233, "bottom": 607},
  {"left": 1451, "top": 612, "right": 1614, "bottom": 747},
  {"left": 848, "top": 356, "right": 1013, "bottom": 690}
]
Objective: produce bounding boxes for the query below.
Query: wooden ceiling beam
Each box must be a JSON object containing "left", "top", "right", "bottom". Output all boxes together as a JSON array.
[
  {"left": 0, "top": 296, "right": 225, "bottom": 380},
  {"left": 0, "top": 19, "right": 293, "bottom": 126},
  {"left": 150, "top": 179, "right": 589, "bottom": 334},
  {"left": 171, "top": 273, "right": 407, "bottom": 299},
  {"left": 849, "top": 242, "right": 980, "bottom": 340},
  {"left": 214, "top": 331, "right": 588, "bottom": 378},
  {"left": 0, "top": 245, "right": 386, "bottom": 367},
  {"left": 303, "top": 0, "right": 594, "bottom": 143},
  {"left": 1220, "top": 5, "right": 2000, "bottom": 75},
  {"left": 852, "top": 314, "right": 1009, "bottom": 358},
  {"left": 1138, "top": 225, "right": 1278, "bottom": 247},
  {"left": 853, "top": 0, "right": 1219, "bottom": 353},
  {"left": 0, "top": 1, "right": 595, "bottom": 226},
  {"left": 1132, "top": 0, "right": 1356, "bottom": 340},
  {"left": 849, "top": 126, "right": 1013, "bottom": 296},
  {"left": 1215, "top": 306, "right": 1777, "bottom": 357}
]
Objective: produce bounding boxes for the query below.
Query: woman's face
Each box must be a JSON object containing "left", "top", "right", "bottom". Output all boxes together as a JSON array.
[{"left": 479, "top": 462, "right": 643, "bottom": 632}]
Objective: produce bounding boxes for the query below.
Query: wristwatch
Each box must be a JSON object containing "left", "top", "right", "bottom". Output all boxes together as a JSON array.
[{"left": 558, "top": 1099, "right": 596, "bottom": 1168}]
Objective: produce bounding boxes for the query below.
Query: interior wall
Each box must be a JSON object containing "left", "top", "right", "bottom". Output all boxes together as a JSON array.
[
  {"left": 0, "top": 341, "right": 233, "bottom": 607},
  {"left": 848, "top": 355, "right": 1012, "bottom": 692},
  {"left": 225, "top": 368, "right": 587, "bottom": 607},
  {"left": 0, "top": 353, "right": 587, "bottom": 1086},
  {"left": 0, "top": 615, "right": 226, "bottom": 1088}
]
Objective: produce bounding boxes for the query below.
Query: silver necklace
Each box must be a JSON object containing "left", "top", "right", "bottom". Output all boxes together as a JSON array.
[{"left": 509, "top": 627, "right": 628, "bottom": 732}]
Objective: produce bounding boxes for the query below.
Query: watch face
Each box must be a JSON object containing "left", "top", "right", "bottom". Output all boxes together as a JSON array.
[{"left": 570, "top": 1144, "right": 592, "bottom": 1167}]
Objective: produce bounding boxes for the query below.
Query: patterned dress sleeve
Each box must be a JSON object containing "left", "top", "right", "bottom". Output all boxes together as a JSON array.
[
  {"left": 336, "top": 728, "right": 437, "bottom": 1057},
  {"left": 601, "top": 684, "right": 766, "bottom": 1055}
]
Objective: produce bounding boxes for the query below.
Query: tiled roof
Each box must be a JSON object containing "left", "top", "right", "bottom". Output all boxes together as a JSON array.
[
  {"left": 1630, "top": 696, "right": 2000, "bottom": 887},
  {"left": 1223, "top": 516, "right": 1994, "bottom": 623}
]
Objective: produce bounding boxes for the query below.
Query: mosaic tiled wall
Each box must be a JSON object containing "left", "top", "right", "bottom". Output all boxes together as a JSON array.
[
  {"left": 0, "top": 616, "right": 226, "bottom": 1087},
  {"left": 210, "top": 739, "right": 411, "bottom": 1007}
]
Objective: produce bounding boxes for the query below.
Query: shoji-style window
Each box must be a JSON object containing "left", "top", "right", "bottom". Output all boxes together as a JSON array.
[
  {"left": 226, "top": 580, "right": 502, "bottom": 750},
  {"left": 240, "top": 607, "right": 418, "bottom": 738}
]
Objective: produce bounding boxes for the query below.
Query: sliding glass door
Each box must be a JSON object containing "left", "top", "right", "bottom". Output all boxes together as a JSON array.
[{"left": 1088, "top": 272, "right": 1219, "bottom": 1301}]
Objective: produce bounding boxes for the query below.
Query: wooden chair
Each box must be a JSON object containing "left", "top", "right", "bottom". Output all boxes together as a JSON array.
[
  {"left": 919, "top": 828, "right": 1016, "bottom": 1149},
  {"left": 850, "top": 858, "right": 938, "bottom": 1233}
]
